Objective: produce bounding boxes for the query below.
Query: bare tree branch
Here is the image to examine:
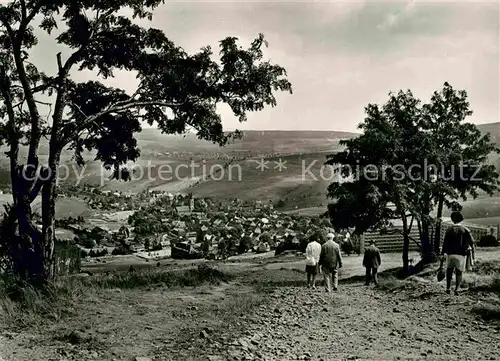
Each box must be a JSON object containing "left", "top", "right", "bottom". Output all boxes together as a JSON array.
[
  {"left": 68, "top": 102, "right": 107, "bottom": 136},
  {"left": 18, "top": 0, "right": 45, "bottom": 39}
]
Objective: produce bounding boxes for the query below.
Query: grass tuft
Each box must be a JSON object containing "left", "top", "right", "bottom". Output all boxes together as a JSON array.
[
  {"left": 0, "top": 264, "right": 232, "bottom": 327},
  {"left": 80, "top": 264, "right": 233, "bottom": 289}
]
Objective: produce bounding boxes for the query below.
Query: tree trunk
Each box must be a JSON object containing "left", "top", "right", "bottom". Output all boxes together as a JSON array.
[
  {"left": 434, "top": 196, "right": 444, "bottom": 254},
  {"left": 420, "top": 220, "right": 433, "bottom": 263},
  {"left": 40, "top": 138, "right": 61, "bottom": 280},
  {"left": 401, "top": 212, "right": 410, "bottom": 275},
  {"left": 11, "top": 169, "right": 44, "bottom": 285},
  {"left": 41, "top": 178, "right": 56, "bottom": 280}
]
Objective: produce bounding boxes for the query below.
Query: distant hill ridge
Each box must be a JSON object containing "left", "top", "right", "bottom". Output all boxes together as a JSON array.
[{"left": 0, "top": 122, "right": 497, "bottom": 162}]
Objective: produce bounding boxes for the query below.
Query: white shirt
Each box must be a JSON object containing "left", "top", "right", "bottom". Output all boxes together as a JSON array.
[{"left": 305, "top": 241, "right": 321, "bottom": 266}]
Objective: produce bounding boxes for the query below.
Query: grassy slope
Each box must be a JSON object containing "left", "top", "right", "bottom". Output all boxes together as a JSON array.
[
  {"left": 186, "top": 153, "right": 335, "bottom": 209},
  {"left": 188, "top": 123, "right": 500, "bottom": 216}
]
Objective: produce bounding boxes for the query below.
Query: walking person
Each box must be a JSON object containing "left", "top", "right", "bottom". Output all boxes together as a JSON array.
[
  {"left": 305, "top": 234, "right": 321, "bottom": 288},
  {"left": 363, "top": 240, "right": 381, "bottom": 286},
  {"left": 440, "top": 211, "right": 475, "bottom": 295},
  {"left": 319, "top": 233, "right": 342, "bottom": 292}
]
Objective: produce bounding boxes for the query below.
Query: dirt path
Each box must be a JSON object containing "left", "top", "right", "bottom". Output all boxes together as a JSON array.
[{"left": 1, "top": 249, "right": 500, "bottom": 361}]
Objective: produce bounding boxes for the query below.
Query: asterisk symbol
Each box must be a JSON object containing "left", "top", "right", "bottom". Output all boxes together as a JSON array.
[
  {"left": 253, "top": 158, "right": 269, "bottom": 171},
  {"left": 274, "top": 158, "right": 287, "bottom": 171}
]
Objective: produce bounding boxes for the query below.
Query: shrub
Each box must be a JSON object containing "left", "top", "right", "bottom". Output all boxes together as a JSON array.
[
  {"left": 111, "top": 246, "right": 132, "bottom": 256},
  {"left": 88, "top": 248, "right": 108, "bottom": 257},
  {"left": 150, "top": 242, "right": 162, "bottom": 251},
  {"left": 275, "top": 199, "right": 286, "bottom": 208},
  {"left": 78, "top": 237, "right": 97, "bottom": 249},
  {"left": 299, "top": 237, "right": 308, "bottom": 253},
  {"left": 478, "top": 235, "right": 499, "bottom": 247}
]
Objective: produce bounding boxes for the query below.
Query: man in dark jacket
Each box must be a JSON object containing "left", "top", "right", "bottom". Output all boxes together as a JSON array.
[
  {"left": 441, "top": 211, "right": 475, "bottom": 295},
  {"left": 363, "top": 240, "right": 381, "bottom": 286},
  {"left": 319, "top": 233, "right": 342, "bottom": 292}
]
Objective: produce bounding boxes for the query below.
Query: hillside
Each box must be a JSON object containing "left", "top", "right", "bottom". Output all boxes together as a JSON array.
[
  {"left": 182, "top": 123, "right": 500, "bottom": 212},
  {"left": 0, "top": 129, "right": 356, "bottom": 194}
]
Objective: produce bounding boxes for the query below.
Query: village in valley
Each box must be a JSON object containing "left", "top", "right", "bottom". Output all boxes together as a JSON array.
[
  {"left": 22, "top": 178, "right": 494, "bottom": 277},
  {"left": 46, "top": 184, "right": 355, "bottom": 273}
]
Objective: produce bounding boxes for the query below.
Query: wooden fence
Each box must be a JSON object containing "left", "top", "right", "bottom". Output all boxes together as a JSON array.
[
  {"left": 359, "top": 229, "right": 421, "bottom": 254},
  {"left": 359, "top": 222, "right": 493, "bottom": 254}
]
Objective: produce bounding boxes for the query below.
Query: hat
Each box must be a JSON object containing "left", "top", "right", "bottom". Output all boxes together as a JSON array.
[
  {"left": 450, "top": 211, "right": 464, "bottom": 224},
  {"left": 326, "top": 233, "right": 335, "bottom": 240}
]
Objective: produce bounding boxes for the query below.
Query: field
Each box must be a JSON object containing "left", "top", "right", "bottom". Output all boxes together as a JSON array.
[
  {"left": 1, "top": 248, "right": 500, "bottom": 360},
  {"left": 0, "top": 193, "right": 92, "bottom": 219},
  {"left": 187, "top": 153, "right": 336, "bottom": 208}
]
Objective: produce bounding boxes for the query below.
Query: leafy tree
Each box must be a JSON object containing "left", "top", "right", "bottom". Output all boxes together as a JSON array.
[
  {"left": 259, "top": 232, "right": 271, "bottom": 244},
  {"left": 0, "top": 0, "right": 291, "bottom": 285},
  {"left": 327, "top": 89, "right": 425, "bottom": 273},
  {"left": 420, "top": 83, "right": 500, "bottom": 254}
]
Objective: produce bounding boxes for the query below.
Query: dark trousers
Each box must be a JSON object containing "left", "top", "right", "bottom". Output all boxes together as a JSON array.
[{"left": 365, "top": 267, "right": 378, "bottom": 285}]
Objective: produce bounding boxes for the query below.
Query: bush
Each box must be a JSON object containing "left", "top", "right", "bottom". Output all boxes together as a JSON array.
[
  {"left": 78, "top": 237, "right": 97, "bottom": 249},
  {"left": 111, "top": 246, "right": 132, "bottom": 256},
  {"left": 238, "top": 236, "right": 253, "bottom": 254},
  {"left": 299, "top": 237, "right": 308, "bottom": 253},
  {"left": 478, "top": 235, "right": 499, "bottom": 247},
  {"left": 88, "top": 248, "right": 108, "bottom": 257},
  {"left": 341, "top": 240, "right": 354, "bottom": 255},
  {"left": 150, "top": 242, "right": 162, "bottom": 251},
  {"left": 275, "top": 199, "right": 286, "bottom": 208}
]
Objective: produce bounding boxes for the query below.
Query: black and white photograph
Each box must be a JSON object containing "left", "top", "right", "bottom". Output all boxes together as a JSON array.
[{"left": 0, "top": 0, "right": 499, "bottom": 360}]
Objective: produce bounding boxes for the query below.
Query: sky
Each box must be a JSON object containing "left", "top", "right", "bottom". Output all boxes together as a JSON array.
[{"left": 28, "top": 0, "right": 500, "bottom": 133}]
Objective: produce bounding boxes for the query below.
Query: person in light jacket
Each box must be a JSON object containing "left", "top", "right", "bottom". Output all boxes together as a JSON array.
[
  {"left": 363, "top": 240, "right": 381, "bottom": 286},
  {"left": 319, "top": 233, "right": 342, "bottom": 292},
  {"left": 304, "top": 234, "right": 322, "bottom": 288}
]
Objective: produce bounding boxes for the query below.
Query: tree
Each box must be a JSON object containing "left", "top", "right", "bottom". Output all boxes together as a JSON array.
[
  {"left": 238, "top": 235, "right": 253, "bottom": 254},
  {"left": 420, "top": 83, "right": 500, "bottom": 254},
  {"left": 326, "top": 83, "right": 499, "bottom": 274},
  {"left": 327, "top": 89, "right": 426, "bottom": 274},
  {"left": 0, "top": 0, "right": 291, "bottom": 285}
]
